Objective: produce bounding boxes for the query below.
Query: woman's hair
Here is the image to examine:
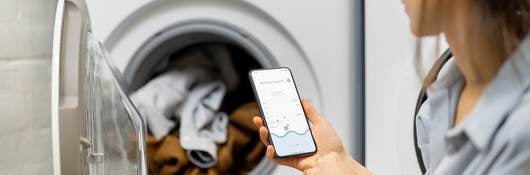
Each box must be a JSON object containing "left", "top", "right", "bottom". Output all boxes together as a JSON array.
[{"left": 418, "top": 0, "right": 530, "bottom": 86}]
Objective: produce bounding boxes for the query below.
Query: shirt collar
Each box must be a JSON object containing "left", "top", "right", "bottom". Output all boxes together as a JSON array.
[{"left": 431, "top": 35, "right": 530, "bottom": 151}]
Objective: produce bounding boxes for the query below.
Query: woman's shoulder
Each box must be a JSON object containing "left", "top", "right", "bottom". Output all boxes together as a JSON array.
[
  {"left": 498, "top": 92, "right": 530, "bottom": 145},
  {"left": 481, "top": 92, "right": 530, "bottom": 174}
]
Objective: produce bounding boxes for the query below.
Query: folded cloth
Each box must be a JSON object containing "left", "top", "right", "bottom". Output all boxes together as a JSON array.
[{"left": 178, "top": 81, "right": 229, "bottom": 168}]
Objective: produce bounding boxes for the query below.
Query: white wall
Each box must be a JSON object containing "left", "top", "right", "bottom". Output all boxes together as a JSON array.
[{"left": 365, "top": 0, "right": 446, "bottom": 174}]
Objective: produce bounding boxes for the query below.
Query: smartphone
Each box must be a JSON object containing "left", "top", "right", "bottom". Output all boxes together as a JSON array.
[{"left": 249, "top": 67, "right": 317, "bottom": 158}]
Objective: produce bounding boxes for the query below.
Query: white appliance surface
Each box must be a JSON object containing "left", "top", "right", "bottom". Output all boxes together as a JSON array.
[
  {"left": 86, "top": 0, "right": 356, "bottom": 174},
  {"left": 365, "top": 0, "right": 447, "bottom": 174}
]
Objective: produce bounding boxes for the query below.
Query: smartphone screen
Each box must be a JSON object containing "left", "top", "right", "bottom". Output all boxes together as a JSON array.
[{"left": 249, "top": 67, "right": 317, "bottom": 158}]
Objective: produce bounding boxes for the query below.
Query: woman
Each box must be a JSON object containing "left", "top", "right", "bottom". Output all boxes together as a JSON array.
[{"left": 253, "top": 0, "right": 530, "bottom": 174}]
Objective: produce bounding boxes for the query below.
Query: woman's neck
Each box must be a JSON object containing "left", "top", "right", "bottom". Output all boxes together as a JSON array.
[
  {"left": 443, "top": 1, "right": 505, "bottom": 89},
  {"left": 443, "top": 1, "right": 508, "bottom": 126}
]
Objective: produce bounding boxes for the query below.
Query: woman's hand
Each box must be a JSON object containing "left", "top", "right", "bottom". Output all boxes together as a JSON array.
[
  {"left": 305, "top": 151, "right": 372, "bottom": 175},
  {"left": 252, "top": 99, "right": 371, "bottom": 174}
]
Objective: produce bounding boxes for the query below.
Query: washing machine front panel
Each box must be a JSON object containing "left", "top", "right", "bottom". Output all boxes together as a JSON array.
[
  {"left": 96, "top": 1, "right": 321, "bottom": 174},
  {"left": 249, "top": 1, "right": 359, "bottom": 159},
  {"left": 86, "top": 0, "right": 358, "bottom": 174}
]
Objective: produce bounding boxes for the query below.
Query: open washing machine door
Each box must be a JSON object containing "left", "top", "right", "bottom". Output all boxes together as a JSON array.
[
  {"left": 0, "top": 0, "right": 147, "bottom": 174},
  {"left": 50, "top": 0, "right": 147, "bottom": 174}
]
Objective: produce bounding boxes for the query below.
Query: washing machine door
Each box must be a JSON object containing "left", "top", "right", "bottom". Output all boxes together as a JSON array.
[
  {"left": 0, "top": 0, "right": 149, "bottom": 174},
  {"left": 50, "top": 0, "right": 148, "bottom": 175},
  {"left": 80, "top": 34, "right": 148, "bottom": 175}
]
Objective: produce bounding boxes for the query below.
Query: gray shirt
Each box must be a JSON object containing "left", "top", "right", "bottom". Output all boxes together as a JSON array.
[{"left": 416, "top": 38, "right": 530, "bottom": 175}]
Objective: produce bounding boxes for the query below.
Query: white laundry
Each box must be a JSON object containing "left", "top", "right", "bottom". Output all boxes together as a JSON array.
[
  {"left": 131, "top": 44, "right": 238, "bottom": 168},
  {"left": 130, "top": 44, "right": 239, "bottom": 140},
  {"left": 178, "top": 81, "right": 228, "bottom": 168},
  {"left": 131, "top": 70, "right": 196, "bottom": 139}
]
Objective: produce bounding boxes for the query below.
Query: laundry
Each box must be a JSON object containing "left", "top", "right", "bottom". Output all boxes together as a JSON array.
[
  {"left": 131, "top": 44, "right": 239, "bottom": 140},
  {"left": 146, "top": 126, "right": 261, "bottom": 175},
  {"left": 147, "top": 135, "right": 190, "bottom": 175},
  {"left": 228, "top": 102, "right": 261, "bottom": 133},
  {"left": 191, "top": 103, "right": 265, "bottom": 174},
  {"left": 214, "top": 124, "right": 265, "bottom": 175},
  {"left": 168, "top": 44, "right": 240, "bottom": 92},
  {"left": 242, "top": 138, "right": 267, "bottom": 172},
  {"left": 178, "top": 81, "right": 229, "bottom": 168},
  {"left": 146, "top": 102, "right": 266, "bottom": 175},
  {"left": 180, "top": 124, "right": 253, "bottom": 175},
  {"left": 131, "top": 70, "right": 204, "bottom": 139},
  {"left": 224, "top": 102, "right": 266, "bottom": 173}
]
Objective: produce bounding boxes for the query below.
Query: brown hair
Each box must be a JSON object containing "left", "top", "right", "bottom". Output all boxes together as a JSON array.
[{"left": 418, "top": 0, "right": 530, "bottom": 86}]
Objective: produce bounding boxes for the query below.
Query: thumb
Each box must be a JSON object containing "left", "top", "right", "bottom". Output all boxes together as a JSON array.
[{"left": 302, "top": 99, "right": 321, "bottom": 124}]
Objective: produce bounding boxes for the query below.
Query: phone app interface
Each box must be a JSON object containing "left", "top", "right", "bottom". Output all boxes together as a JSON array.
[{"left": 252, "top": 68, "right": 315, "bottom": 156}]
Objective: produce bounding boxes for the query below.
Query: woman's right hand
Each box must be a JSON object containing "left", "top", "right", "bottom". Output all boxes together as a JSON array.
[{"left": 252, "top": 99, "right": 370, "bottom": 174}]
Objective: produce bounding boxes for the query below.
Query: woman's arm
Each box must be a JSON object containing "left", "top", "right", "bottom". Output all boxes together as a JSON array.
[{"left": 252, "top": 100, "right": 372, "bottom": 175}]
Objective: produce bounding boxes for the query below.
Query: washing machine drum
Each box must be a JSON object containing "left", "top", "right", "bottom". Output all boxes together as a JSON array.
[{"left": 123, "top": 32, "right": 275, "bottom": 174}]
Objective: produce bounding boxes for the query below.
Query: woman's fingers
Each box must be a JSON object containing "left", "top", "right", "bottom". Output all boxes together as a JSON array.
[
  {"left": 266, "top": 145, "right": 275, "bottom": 159},
  {"left": 266, "top": 146, "right": 289, "bottom": 166},
  {"left": 259, "top": 126, "right": 270, "bottom": 145},
  {"left": 254, "top": 116, "right": 270, "bottom": 145},
  {"left": 302, "top": 99, "right": 321, "bottom": 124},
  {"left": 253, "top": 116, "right": 264, "bottom": 128},
  {"left": 266, "top": 145, "right": 312, "bottom": 171}
]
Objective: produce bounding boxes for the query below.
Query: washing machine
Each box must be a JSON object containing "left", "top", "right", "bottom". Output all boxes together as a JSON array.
[
  {"left": 85, "top": 0, "right": 363, "bottom": 174},
  {"left": 0, "top": 0, "right": 363, "bottom": 174},
  {"left": 2, "top": 0, "right": 147, "bottom": 174}
]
